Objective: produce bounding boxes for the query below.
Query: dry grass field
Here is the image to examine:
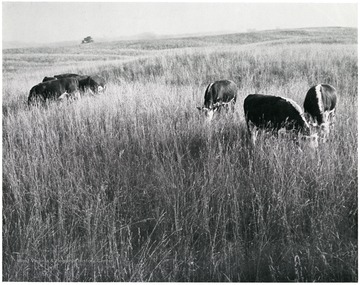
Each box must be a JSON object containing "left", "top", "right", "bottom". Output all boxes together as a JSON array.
[{"left": 2, "top": 27, "right": 358, "bottom": 281}]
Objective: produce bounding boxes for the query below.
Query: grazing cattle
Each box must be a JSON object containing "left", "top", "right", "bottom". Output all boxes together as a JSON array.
[
  {"left": 42, "top": 76, "right": 56, "bottom": 82},
  {"left": 303, "top": 84, "right": 337, "bottom": 137},
  {"left": 244, "top": 94, "right": 318, "bottom": 148},
  {"left": 28, "top": 77, "right": 80, "bottom": 105},
  {"left": 54, "top": 73, "right": 103, "bottom": 94},
  {"left": 197, "top": 79, "right": 237, "bottom": 120}
]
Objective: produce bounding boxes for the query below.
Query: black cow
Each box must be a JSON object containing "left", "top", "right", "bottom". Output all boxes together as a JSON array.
[
  {"left": 197, "top": 80, "right": 237, "bottom": 120},
  {"left": 28, "top": 77, "right": 80, "bottom": 105},
  {"left": 303, "top": 84, "right": 337, "bottom": 137},
  {"left": 244, "top": 94, "right": 318, "bottom": 148},
  {"left": 54, "top": 73, "right": 102, "bottom": 94},
  {"left": 42, "top": 76, "right": 56, "bottom": 82}
]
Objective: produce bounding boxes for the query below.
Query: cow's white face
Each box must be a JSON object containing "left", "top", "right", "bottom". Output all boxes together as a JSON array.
[
  {"left": 320, "top": 122, "right": 330, "bottom": 134},
  {"left": 205, "top": 109, "right": 215, "bottom": 121},
  {"left": 197, "top": 106, "right": 219, "bottom": 121}
]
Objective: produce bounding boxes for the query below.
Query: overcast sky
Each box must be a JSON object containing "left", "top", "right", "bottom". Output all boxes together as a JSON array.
[{"left": 2, "top": 2, "right": 358, "bottom": 44}]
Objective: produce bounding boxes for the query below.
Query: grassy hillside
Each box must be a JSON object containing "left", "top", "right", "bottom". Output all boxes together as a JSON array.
[
  {"left": 3, "top": 27, "right": 356, "bottom": 75},
  {"left": 2, "top": 27, "right": 358, "bottom": 281}
]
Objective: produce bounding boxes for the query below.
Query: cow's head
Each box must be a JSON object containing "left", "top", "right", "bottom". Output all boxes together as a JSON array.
[
  {"left": 197, "top": 102, "right": 229, "bottom": 120},
  {"left": 197, "top": 106, "right": 221, "bottom": 121},
  {"left": 81, "top": 77, "right": 100, "bottom": 94},
  {"left": 320, "top": 122, "right": 330, "bottom": 134},
  {"left": 97, "top": 84, "right": 106, "bottom": 93}
]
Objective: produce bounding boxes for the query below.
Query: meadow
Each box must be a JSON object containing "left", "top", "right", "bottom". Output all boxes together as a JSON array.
[{"left": 2, "top": 27, "right": 358, "bottom": 281}]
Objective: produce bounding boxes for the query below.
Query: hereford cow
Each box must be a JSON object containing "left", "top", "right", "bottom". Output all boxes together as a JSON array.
[
  {"left": 197, "top": 80, "right": 237, "bottom": 120},
  {"left": 244, "top": 94, "right": 318, "bottom": 148},
  {"left": 303, "top": 84, "right": 337, "bottom": 138}
]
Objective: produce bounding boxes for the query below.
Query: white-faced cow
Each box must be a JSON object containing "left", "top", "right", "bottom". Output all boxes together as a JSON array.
[
  {"left": 244, "top": 94, "right": 318, "bottom": 149},
  {"left": 303, "top": 84, "right": 337, "bottom": 140},
  {"left": 28, "top": 77, "right": 80, "bottom": 105},
  {"left": 197, "top": 80, "right": 237, "bottom": 120}
]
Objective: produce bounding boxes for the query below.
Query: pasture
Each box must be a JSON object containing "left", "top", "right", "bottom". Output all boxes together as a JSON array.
[{"left": 2, "top": 27, "right": 358, "bottom": 281}]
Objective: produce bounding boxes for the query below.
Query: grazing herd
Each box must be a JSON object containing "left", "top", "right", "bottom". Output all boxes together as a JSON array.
[
  {"left": 28, "top": 73, "right": 106, "bottom": 104},
  {"left": 197, "top": 80, "right": 337, "bottom": 148},
  {"left": 28, "top": 74, "right": 336, "bottom": 148}
]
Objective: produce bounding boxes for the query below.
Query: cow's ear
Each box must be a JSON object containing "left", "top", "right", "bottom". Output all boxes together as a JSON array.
[{"left": 196, "top": 106, "right": 202, "bottom": 111}]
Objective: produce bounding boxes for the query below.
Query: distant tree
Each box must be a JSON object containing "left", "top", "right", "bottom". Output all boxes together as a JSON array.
[{"left": 81, "top": 36, "right": 94, "bottom": 44}]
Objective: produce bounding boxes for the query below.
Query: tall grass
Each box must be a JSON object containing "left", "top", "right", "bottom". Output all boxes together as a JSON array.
[
  {"left": 103, "top": 44, "right": 357, "bottom": 95},
  {"left": 2, "top": 29, "right": 358, "bottom": 281}
]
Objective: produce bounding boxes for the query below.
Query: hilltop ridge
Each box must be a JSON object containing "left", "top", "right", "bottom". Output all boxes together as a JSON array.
[{"left": 3, "top": 26, "right": 357, "bottom": 53}]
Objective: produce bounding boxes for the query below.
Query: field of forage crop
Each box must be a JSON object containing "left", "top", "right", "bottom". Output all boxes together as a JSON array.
[{"left": 2, "top": 27, "right": 358, "bottom": 281}]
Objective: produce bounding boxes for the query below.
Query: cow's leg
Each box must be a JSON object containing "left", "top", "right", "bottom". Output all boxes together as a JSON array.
[
  {"left": 319, "top": 111, "right": 331, "bottom": 142},
  {"left": 73, "top": 90, "right": 81, "bottom": 100},
  {"left": 85, "top": 87, "right": 95, "bottom": 95},
  {"left": 231, "top": 100, "right": 236, "bottom": 112},
  {"left": 251, "top": 128, "right": 259, "bottom": 146},
  {"left": 247, "top": 121, "right": 258, "bottom": 145},
  {"left": 328, "top": 109, "right": 336, "bottom": 129},
  {"left": 320, "top": 124, "right": 329, "bottom": 142}
]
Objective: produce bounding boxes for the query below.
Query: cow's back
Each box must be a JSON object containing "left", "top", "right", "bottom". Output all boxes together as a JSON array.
[
  {"left": 42, "top": 76, "right": 56, "bottom": 82},
  {"left": 304, "top": 84, "right": 337, "bottom": 125},
  {"left": 244, "top": 94, "right": 308, "bottom": 132},
  {"left": 211, "top": 80, "right": 237, "bottom": 102},
  {"left": 55, "top": 77, "right": 79, "bottom": 93},
  {"left": 320, "top": 84, "right": 337, "bottom": 111},
  {"left": 204, "top": 80, "right": 237, "bottom": 107},
  {"left": 54, "top": 73, "right": 80, "bottom": 79}
]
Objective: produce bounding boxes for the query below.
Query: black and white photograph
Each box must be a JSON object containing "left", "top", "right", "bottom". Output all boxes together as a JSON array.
[{"left": 2, "top": 1, "right": 358, "bottom": 282}]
